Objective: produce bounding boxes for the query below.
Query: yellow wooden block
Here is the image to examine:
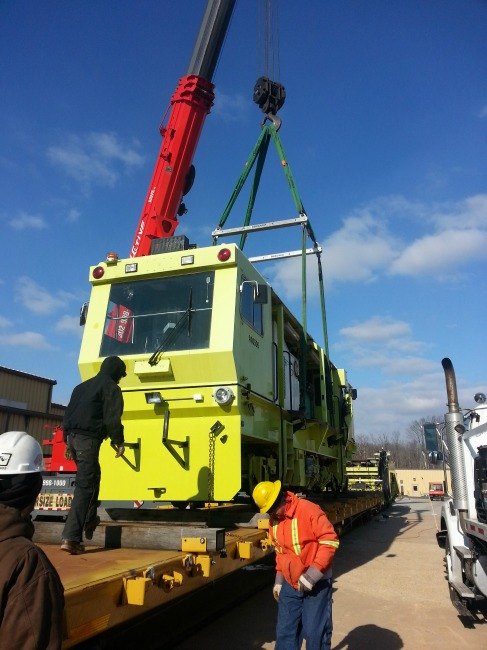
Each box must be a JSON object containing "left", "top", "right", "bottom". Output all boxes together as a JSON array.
[
  {"left": 123, "top": 576, "right": 151, "bottom": 606},
  {"left": 237, "top": 541, "right": 253, "bottom": 559},
  {"left": 182, "top": 537, "right": 207, "bottom": 552}
]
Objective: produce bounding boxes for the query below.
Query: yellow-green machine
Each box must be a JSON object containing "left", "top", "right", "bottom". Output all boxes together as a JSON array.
[
  {"left": 347, "top": 450, "right": 398, "bottom": 506},
  {"left": 79, "top": 241, "right": 355, "bottom": 504},
  {"left": 78, "top": 121, "right": 357, "bottom": 506}
]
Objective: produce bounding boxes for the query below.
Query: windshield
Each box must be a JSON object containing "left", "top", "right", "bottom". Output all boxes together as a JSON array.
[{"left": 100, "top": 271, "right": 214, "bottom": 357}]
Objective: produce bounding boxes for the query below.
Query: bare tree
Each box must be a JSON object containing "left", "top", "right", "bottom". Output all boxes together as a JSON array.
[
  {"left": 352, "top": 416, "right": 446, "bottom": 469},
  {"left": 405, "top": 415, "right": 444, "bottom": 469}
]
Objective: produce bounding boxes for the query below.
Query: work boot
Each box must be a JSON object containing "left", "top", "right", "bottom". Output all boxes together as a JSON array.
[
  {"left": 61, "top": 539, "right": 85, "bottom": 555},
  {"left": 83, "top": 515, "right": 101, "bottom": 540}
]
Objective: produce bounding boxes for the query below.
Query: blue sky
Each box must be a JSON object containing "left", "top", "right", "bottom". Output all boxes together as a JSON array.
[{"left": 1, "top": 0, "right": 486, "bottom": 439}]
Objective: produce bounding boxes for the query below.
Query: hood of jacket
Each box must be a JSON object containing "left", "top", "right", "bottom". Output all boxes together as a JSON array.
[
  {"left": 0, "top": 502, "right": 34, "bottom": 543},
  {"left": 100, "top": 356, "right": 127, "bottom": 382}
]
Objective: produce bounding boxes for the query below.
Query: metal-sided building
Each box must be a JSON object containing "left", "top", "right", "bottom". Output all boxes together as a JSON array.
[{"left": 0, "top": 366, "right": 65, "bottom": 447}]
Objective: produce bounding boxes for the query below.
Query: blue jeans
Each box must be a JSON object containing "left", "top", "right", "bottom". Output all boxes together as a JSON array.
[
  {"left": 62, "top": 433, "right": 101, "bottom": 542},
  {"left": 276, "top": 578, "right": 333, "bottom": 650}
]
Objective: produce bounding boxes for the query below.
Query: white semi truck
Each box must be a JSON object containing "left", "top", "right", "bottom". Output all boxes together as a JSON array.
[{"left": 437, "top": 357, "right": 487, "bottom": 616}]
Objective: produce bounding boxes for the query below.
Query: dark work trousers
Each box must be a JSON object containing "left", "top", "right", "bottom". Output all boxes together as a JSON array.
[
  {"left": 62, "top": 433, "right": 102, "bottom": 542},
  {"left": 276, "top": 578, "right": 333, "bottom": 650}
]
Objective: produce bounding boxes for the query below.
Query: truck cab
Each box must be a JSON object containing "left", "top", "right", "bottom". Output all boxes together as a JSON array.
[{"left": 428, "top": 482, "right": 445, "bottom": 500}]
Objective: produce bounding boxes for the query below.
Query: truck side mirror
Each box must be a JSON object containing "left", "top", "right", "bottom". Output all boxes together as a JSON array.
[
  {"left": 254, "top": 284, "right": 268, "bottom": 304},
  {"left": 423, "top": 423, "right": 440, "bottom": 452},
  {"left": 239, "top": 281, "right": 269, "bottom": 304},
  {"left": 428, "top": 451, "right": 443, "bottom": 464}
]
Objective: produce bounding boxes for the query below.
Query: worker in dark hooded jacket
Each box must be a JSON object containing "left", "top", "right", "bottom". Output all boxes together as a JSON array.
[
  {"left": 0, "top": 431, "right": 64, "bottom": 649},
  {"left": 61, "top": 356, "right": 126, "bottom": 554}
]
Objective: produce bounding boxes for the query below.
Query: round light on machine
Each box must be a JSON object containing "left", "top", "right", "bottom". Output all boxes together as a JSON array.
[
  {"left": 217, "top": 248, "right": 231, "bottom": 262},
  {"left": 92, "top": 266, "right": 105, "bottom": 279},
  {"left": 213, "top": 386, "right": 235, "bottom": 406},
  {"left": 106, "top": 251, "right": 119, "bottom": 263}
]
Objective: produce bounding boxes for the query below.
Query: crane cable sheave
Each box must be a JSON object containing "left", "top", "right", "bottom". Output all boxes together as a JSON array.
[{"left": 253, "top": 76, "right": 286, "bottom": 129}]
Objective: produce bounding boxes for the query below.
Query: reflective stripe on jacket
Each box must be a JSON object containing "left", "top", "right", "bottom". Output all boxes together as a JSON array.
[{"left": 269, "top": 491, "right": 339, "bottom": 589}]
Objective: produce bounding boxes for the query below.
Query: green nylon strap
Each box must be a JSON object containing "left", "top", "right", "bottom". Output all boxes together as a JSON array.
[{"left": 214, "top": 123, "right": 330, "bottom": 415}]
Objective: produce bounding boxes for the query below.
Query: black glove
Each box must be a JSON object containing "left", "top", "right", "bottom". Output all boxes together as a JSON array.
[{"left": 114, "top": 444, "right": 125, "bottom": 458}]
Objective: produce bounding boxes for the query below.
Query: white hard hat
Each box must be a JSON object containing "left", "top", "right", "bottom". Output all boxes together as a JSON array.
[{"left": 0, "top": 431, "right": 44, "bottom": 474}]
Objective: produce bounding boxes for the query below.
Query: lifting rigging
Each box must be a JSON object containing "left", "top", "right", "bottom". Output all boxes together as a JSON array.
[{"left": 42, "top": 0, "right": 357, "bottom": 510}]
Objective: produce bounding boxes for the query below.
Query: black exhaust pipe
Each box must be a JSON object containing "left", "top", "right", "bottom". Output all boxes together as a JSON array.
[{"left": 442, "top": 357, "right": 460, "bottom": 413}]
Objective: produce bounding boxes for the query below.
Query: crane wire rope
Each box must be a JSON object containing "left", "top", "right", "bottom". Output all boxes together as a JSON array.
[{"left": 258, "top": 0, "right": 281, "bottom": 81}]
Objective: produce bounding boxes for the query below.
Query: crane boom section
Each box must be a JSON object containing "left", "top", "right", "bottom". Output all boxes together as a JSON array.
[
  {"left": 130, "top": 74, "right": 214, "bottom": 257},
  {"left": 130, "top": 0, "right": 236, "bottom": 258}
]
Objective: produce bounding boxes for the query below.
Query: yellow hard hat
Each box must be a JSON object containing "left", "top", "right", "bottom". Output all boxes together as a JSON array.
[{"left": 252, "top": 480, "right": 282, "bottom": 513}]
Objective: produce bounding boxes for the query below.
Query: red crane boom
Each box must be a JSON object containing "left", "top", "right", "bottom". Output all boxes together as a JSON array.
[{"left": 130, "top": 0, "right": 235, "bottom": 257}]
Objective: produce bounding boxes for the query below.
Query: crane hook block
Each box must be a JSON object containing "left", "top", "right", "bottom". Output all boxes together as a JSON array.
[{"left": 253, "top": 77, "right": 286, "bottom": 116}]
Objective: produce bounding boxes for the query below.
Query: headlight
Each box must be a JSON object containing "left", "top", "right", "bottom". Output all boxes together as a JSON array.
[
  {"left": 213, "top": 387, "right": 235, "bottom": 406},
  {"left": 145, "top": 392, "right": 163, "bottom": 404}
]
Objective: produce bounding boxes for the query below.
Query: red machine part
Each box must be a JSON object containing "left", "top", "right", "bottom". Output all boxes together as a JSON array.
[
  {"left": 130, "top": 74, "right": 215, "bottom": 257},
  {"left": 42, "top": 425, "right": 77, "bottom": 473}
]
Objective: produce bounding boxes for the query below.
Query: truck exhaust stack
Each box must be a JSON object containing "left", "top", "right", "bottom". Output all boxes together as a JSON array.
[{"left": 441, "top": 358, "right": 468, "bottom": 521}]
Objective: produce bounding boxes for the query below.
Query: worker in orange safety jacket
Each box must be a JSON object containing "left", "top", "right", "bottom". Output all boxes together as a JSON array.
[{"left": 252, "top": 480, "right": 339, "bottom": 650}]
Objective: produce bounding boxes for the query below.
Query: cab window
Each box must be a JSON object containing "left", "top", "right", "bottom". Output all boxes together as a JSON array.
[{"left": 240, "top": 276, "right": 263, "bottom": 335}]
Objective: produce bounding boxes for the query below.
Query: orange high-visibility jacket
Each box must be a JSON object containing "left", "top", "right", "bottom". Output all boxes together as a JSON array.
[{"left": 269, "top": 491, "right": 339, "bottom": 589}]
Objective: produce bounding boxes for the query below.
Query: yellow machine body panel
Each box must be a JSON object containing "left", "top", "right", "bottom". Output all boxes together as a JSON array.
[{"left": 78, "top": 243, "right": 356, "bottom": 502}]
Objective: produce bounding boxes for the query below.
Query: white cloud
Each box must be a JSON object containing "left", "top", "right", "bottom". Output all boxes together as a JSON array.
[
  {"left": 16, "top": 277, "right": 67, "bottom": 314},
  {"left": 358, "top": 354, "right": 437, "bottom": 376},
  {"left": 385, "top": 338, "right": 426, "bottom": 353},
  {"left": 67, "top": 208, "right": 80, "bottom": 223},
  {"left": 263, "top": 256, "right": 316, "bottom": 300},
  {"left": 430, "top": 194, "right": 487, "bottom": 230},
  {"left": 262, "top": 193, "right": 487, "bottom": 300},
  {"left": 9, "top": 211, "right": 47, "bottom": 230},
  {"left": 341, "top": 316, "right": 410, "bottom": 342},
  {"left": 0, "top": 331, "right": 53, "bottom": 350},
  {"left": 390, "top": 228, "right": 487, "bottom": 277},
  {"left": 352, "top": 367, "right": 485, "bottom": 438},
  {"left": 55, "top": 315, "right": 82, "bottom": 336},
  {"left": 324, "top": 214, "right": 398, "bottom": 284},
  {"left": 213, "top": 91, "right": 250, "bottom": 122},
  {"left": 0, "top": 315, "right": 13, "bottom": 328},
  {"left": 47, "top": 131, "right": 144, "bottom": 189},
  {"left": 353, "top": 375, "right": 446, "bottom": 436},
  {"left": 337, "top": 316, "right": 434, "bottom": 382},
  {"left": 90, "top": 132, "right": 144, "bottom": 166}
]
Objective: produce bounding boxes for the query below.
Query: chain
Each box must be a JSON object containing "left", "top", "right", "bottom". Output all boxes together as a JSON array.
[{"left": 208, "top": 430, "right": 215, "bottom": 501}]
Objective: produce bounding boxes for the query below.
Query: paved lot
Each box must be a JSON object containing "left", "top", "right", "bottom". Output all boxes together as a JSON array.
[{"left": 174, "top": 497, "right": 487, "bottom": 649}]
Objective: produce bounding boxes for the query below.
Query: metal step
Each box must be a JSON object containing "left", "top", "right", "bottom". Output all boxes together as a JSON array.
[
  {"left": 450, "top": 578, "right": 475, "bottom": 599},
  {"left": 453, "top": 544, "right": 473, "bottom": 559}
]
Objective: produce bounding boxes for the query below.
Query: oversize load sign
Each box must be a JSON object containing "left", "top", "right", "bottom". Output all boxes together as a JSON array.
[{"left": 35, "top": 493, "right": 73, "bottom": 510}]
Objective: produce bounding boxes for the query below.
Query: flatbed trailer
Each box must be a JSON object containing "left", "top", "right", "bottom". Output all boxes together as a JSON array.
[
  {"left": 34, "top": 494, "right": 386, "bottom": 648},
  {"left": 40, "top": 527, "right": 269, "bottom": 648}
]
